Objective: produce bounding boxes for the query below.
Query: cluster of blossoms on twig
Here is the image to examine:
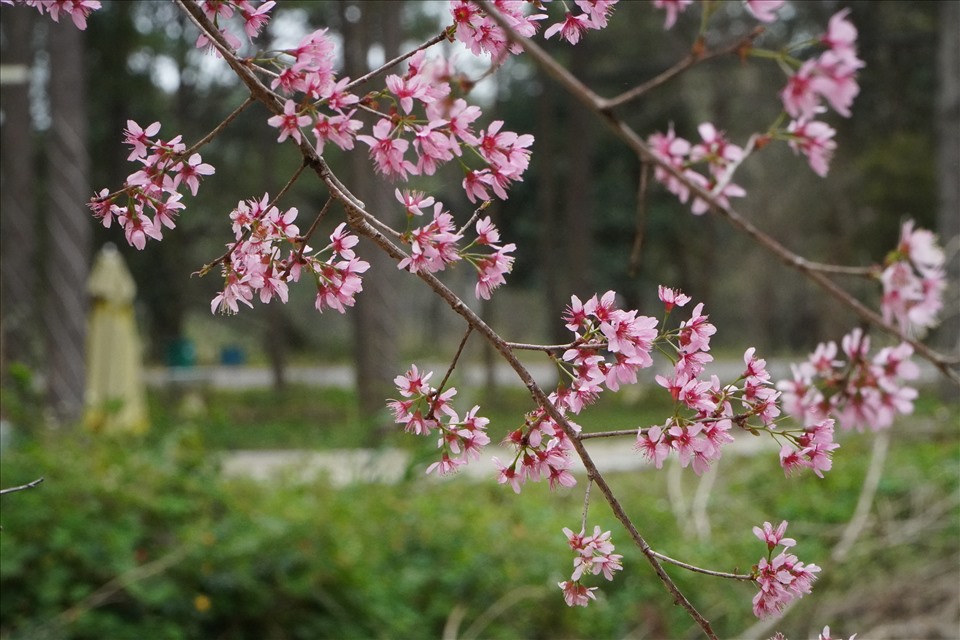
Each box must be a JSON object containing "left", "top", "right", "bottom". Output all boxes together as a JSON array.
[
  {"left": 777, "top": 8, "right": 864, "bottom": 176},
  {"left": 209, "top": 194, "right": 369, "bottom": 315},
  {"left": 264, "top": 25, "right": 537, "bottom": 205},
  {"left": 388, "top": 365, "right": 491, "bottom": 475},
  {"left": 1, "top": 0, "right": 101, "bottom": 29},
  {"left": 647, "top": 5, "right": 863, "bottom": 212},
  {"left": 394, "top": 190, "right": 516, "bottom": 300},
  {"left": 89, "top": 121, "right": 215, "bottom": 250},
  {"left": 751, "top": 520, "right": 820, "bottom": 619},
  {"left": 558, "top": 525, "right": 624, "bottom": 606},
  {"left": 648, "top": 122, "right": 747, "bottom": 215},
  {"left": 195, "top": 0, "right": 275, "bottom": 52},
  {"left": 777, "top": 328, "right": 920, "bottom": 433},
  {"left": 880, "top": 220, "right": 947, "bottom": 337}
]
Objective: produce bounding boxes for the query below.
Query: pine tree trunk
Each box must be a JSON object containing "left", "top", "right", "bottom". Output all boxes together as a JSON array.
[
  {"left": 44, "top": 20, "right": 92, "bottom": 425},
  {"left": 340, "top": 0, "right": 403, "bottom": 433},
  {"left": 936, "top": 0, "right": 960, "bottom": 362},
  {"left": 0, "top": 8, "right": 39, "bottom": 375}
]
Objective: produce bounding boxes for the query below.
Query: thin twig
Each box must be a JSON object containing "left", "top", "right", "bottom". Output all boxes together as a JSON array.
[
  {"left": 457, "top": 199, "right": 494, "bottom": 238},
  {"left": 601, "top": 28, "right": 763, "bottom": 112},
  {"left": 183, "top": 95, "right": 255, "bottom": 157},
  {"left": 504, "top": 340, "right": 605, "bottom": 352},
  {"left": 580, "top": 480, "right": 592, "bottom": 532},
  {"left": 579, "top": 428, "right": 642, "bottom": 440},
  {"left": 434, "top": 325, "right": 474, "bottom": 399},
  {"left": 650, "top": 550, "right": 754, "bottom": 581},
  {"left": 54, "top": 546, "right": 191, "bottom": 627},
  {"left": 195, "top": 159, "right": 308, "bottom": 277},
  {"left": 344, "top": 31, "right": 450, "bottom": 93},
  {"left": 628, "top": 162, "right": 649, "bottom": 277},
  {"left": 280, "top": 195, "right": 334, "bottom": 279},
  {"left": 0, "top": 477, "right": 44, "bottom": 496}
]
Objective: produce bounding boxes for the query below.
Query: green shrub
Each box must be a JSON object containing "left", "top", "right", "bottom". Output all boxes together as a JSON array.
[{"left": 1, "top": 397, "right": 956, "bottom": 639}]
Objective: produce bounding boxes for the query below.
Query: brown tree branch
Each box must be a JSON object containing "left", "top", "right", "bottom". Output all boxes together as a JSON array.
[{"left": 600, "top": 28, "right": 764, "bottom": 112}]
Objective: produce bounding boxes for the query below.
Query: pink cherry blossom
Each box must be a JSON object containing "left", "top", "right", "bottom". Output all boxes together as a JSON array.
[
  {"left": 267, "top": 99, "right": 311, "bottom": 144},
  {"left": 239, "top": 0, "right": 275, "bottom": 39},
  {"left": 753, "top": 520, "right": 795, "bottom": 551},
  {"left": 357, "top": 118, "right": 417, "bottom": 179},
  {"left": 576, "top": 0, "right": 618, "bottom": 29},
  {"left": 786, "top": 119, "right": 837, "bottom": 177},
  {"left": 123, "top": 120, "right": 162, "bottom": 160},
  {"left": 744, "top": 0, "right": 785, "bottom": 23},
  {"left": 822, "top": 9, "right": 859, "bottom": 61},
  {"left": 653, "top": 0, "right": 694, "bottom": 30},
  {"left": 544, "top": 12, "right": 591, "bottom": 45},
  {"left": 658, "top": 285, "right": 691, "bottom": 311}
]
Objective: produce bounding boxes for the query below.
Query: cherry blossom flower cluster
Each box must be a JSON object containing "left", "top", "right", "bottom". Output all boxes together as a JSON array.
[
  {"left": 195, "top": 0, "right": 277, "bottom": 53},
  {"left": 543, "top": 0, "right": 620, "bottom": 45},
  {"left": 654, "top": 0, "right": 786, "bottom": 31},
  {"left": 558, "top": 525, "right": 624, "bottom": 607},
  {"left": 211, "top": 194, "right": 369, "bottom": 315},
  {"left": 388, "top": 365, "right": 491, "bottom": 475},
  {"left": 495, "top": 287, "right": 680, "bottom": 495},
  {"left": 450, "top": 0, "right": 622, "bottom": 59},
  {"left": 494, "top": 402, "right": 580, "bottom": 494},
  {"left": 777, "top": 328, "right": 920, "bottom": 433},
  {"left": 776, "top": 9, "right": 864, "bottom": 177},
  {"left": 751, "top": 520, "right": 821, "bottom": 619},
  {"left": 880, "top": 220, "right": 947, "bottom": 336},
  {"left": 262, "top": 25, "right": 535, "bottom": 204},
  {"left": 1, "top": 0, "right": 102, "bottom": 30},
  {"left": 394, "top": 190, "right": 516, "bottom": 300},
  {"left": 634, "top": 288, "right": 733, "bottom": 474},
  {"left": 647, "top": 122, "right": 747, "bottom": 215},
  {"left": 89, "top": 121, "right": 216, "bottom": 251},
  {"left": 648, "top": 7, "right": 864, "bottom": 204}
]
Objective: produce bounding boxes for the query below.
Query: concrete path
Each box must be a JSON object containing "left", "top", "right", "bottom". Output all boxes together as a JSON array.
[{"left": 219, "top": 434, "right": 773, "bottom": 487}]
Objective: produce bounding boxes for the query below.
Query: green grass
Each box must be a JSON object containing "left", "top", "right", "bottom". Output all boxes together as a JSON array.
[
  {"left": 146, "top": 381, "right": 679, "bottom": 451},
  {"left": 4, "top": 383, "right": 955, "bottom": 639}
]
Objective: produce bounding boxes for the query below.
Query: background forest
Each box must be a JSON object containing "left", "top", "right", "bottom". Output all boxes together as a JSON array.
[
  {"left": 2, "top": 0, "right": 956, "bottom": 422},
  {"left": 0, "top": 1, "right": 958, "bottom": 639}
]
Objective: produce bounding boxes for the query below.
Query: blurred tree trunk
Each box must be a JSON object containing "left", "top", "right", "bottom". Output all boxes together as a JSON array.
[
  {"left": 0, "top": 7, "right": 38, "bottom": 378},
  {"left": 536, "top": 81, "right": 566, "bottom": 345},
  {"left": 562, "top": 46, "right": 596, "bottom": 302},
  {"left": 936, "top": 0, "right": 960, "bottom": 362},
  {"left": 44, "top": 20, "right": 93, "bottom": 424},
  {"left": 340, "top": 0, "right": 402, "bottom": 433}
]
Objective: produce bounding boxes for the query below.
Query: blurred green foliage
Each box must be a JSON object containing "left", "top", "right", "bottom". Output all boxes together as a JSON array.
[{"left": 1, "top": 392, "right": 956, "bottom": 639}]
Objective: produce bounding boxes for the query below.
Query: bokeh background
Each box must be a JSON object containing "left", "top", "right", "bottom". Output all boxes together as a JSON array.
[{"left": 1, "top": 1, "right": 957, "bottom": 638}]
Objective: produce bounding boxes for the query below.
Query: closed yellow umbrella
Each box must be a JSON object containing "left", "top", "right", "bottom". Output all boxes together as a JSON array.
[{"left": 84, "top": 244, "right": 148, "bottom": 434}]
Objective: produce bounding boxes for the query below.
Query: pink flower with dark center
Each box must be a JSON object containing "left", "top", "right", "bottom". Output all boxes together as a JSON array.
[
  {"left": 786, "top": 119, "right": 837, "bottom": 177},
  {"left": 781, "top": 60, "right": 821, "bottom": 121},
  {"left": 357, "top": 119, "right": 417, "bottom": 179},
  {"left": 658, "top": 285, "right": 691, "bottom": 312},
  {"left": 123, "top": 120, "right": 161, "bottom": 160},
  {"left": 267, "top": 99, "right": 311, "bottom": 144},
  {"left": 544, "top": 11, "right": 591, "bottom": 45}
]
